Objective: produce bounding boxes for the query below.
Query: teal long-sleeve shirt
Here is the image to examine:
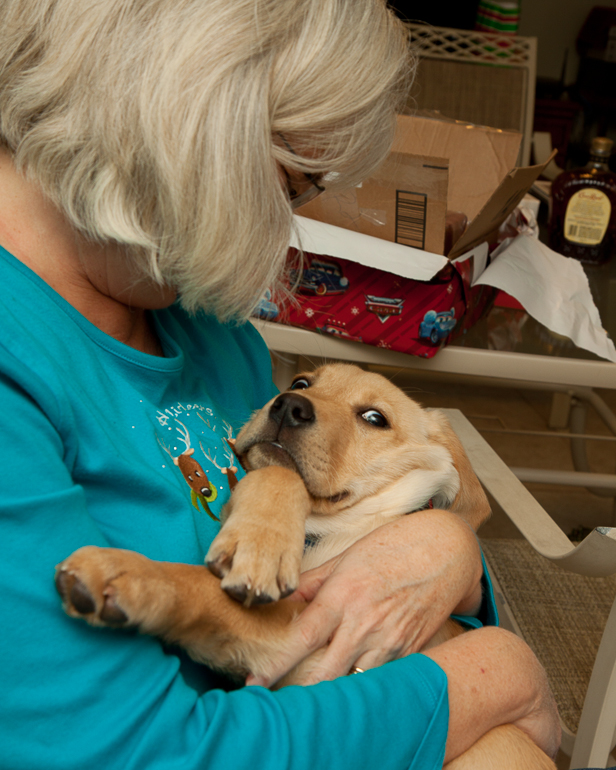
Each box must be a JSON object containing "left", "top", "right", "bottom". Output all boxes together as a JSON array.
[{"left": 0, "top": 245, "right": 454, "bottom": 770}]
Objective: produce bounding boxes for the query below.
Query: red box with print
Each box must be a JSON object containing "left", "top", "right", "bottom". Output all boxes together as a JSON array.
[{"left": 268, "top": 250, "right": 496, "bottom": 359}]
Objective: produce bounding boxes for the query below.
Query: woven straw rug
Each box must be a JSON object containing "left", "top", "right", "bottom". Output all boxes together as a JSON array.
[{"left": 480, "top": 538, "right": 616, "bottom": 735}]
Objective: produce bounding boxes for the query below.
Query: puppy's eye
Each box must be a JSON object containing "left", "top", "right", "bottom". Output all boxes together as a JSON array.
[
  {"left": 360, "top": 409, "right": 388, "bottom": 428},
  {"left": 290, "top": 378, "right": 310, "bottom": 391}
]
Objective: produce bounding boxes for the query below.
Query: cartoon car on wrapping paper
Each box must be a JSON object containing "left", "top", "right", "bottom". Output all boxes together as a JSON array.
[
  {"left": 252, "top": 289, "right": 279, "bottom": 320},
  {"left": 364, "top": 295, "right": 404, "bottom": 324},
  {"left": 318, "top": 324, "right": 363, "bottom": 343},
  {"left": 419, "top": 308, "right": 457, "bottom": 344},
  {"left": 295, "top": 258, "right": 349, "bottom": 296}
]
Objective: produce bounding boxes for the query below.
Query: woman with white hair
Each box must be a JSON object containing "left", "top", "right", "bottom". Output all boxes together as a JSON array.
[{"left": 0, "top": 1, "right": 559, "bottom": 768}]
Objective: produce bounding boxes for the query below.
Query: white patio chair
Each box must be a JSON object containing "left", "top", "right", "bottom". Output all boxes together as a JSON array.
[{"left": 445, "top": 409, "right": 616, "bottom": 770}]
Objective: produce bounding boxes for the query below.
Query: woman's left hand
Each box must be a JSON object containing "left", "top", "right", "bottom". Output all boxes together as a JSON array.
[{"left": 246, "top": 509, "right": 483, "bottom": 687}]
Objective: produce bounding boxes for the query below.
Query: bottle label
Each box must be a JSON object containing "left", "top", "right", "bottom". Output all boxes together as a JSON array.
[{"left": 564, "top": 189, "right": 611, "bottom": 245}]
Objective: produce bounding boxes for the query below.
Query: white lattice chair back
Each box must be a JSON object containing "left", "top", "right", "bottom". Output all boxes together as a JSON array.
[{"left": 406, "top": 23, "right": 537, "bottom": 167}]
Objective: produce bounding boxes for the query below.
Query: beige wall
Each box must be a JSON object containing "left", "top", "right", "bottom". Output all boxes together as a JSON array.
[{"left": 519, "top": 0, "right": 616, "bottom": 84}]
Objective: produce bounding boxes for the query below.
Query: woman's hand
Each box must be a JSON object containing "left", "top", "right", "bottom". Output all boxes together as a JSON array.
[{"left": 246, "top": 509, "right": 483, "bottom": 687}]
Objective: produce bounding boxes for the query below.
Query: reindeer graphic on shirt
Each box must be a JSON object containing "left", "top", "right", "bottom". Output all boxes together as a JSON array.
[
  {"left": 196, "top": 412, "right": 239, "bottom": 492},
  {"left": 159, "top": 420, "right": 220, "bottom": 521},
  {"left": 158, "top": 417, "right": 241, "bottom": 522}
]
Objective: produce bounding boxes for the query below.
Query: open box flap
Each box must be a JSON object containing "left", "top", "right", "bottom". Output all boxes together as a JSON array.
[
  {"left": 355, "top": 152, "right": 449, "bottom": 255},
  {"left": 448, "top": 152, "right": 557, "bottom": 258},
  {"left": 393, "top": 113, "right": 522, "bottom": 223}
]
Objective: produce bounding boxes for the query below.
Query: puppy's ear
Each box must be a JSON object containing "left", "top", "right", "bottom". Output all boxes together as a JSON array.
[{"left": 426, "top": 412, "right": 491, "bottom": 531}]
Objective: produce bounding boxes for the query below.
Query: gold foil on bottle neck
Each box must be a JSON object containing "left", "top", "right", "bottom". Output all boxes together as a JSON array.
[{"left": 591, "top": 137, "right": 613, "bottom": 157}]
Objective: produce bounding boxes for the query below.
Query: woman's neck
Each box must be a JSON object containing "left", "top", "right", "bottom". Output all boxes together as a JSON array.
[{"left": 0, "top": 148, "right": 176, "bottom": 356}]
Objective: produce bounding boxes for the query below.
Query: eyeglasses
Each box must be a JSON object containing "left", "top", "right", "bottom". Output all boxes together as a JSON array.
[
  {"left": 281, "top": 166, "right": 325, "bottom": 209},
  {"left": 278, "top": 134, "right": 326, "bottom": 209}
]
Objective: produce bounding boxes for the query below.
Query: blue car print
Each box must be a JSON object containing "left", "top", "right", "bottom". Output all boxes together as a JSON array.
[
  {"left": 419, "top": 308, "right": 457, "bottom": 344},
  {"left": 296, "top": 258, "right": 349, "bottom": 296},
  {"left": 252, "top": 289, "right": 279, "bottom": 320}
]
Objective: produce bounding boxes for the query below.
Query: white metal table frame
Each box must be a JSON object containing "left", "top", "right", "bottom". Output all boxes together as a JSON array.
[
  {"left": 252, "top": 320, "right": 616, "bottom": 500},
  {"left": 443, "top": 408, "right": 616, "bottom": 768}
]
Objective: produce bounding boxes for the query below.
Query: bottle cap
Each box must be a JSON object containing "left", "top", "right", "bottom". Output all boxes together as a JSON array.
[{"left": 591, "top": 137, "right": 613, "bottom": 156}]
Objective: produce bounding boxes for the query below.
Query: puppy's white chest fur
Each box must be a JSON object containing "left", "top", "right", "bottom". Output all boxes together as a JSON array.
[{"left": 301, "top": 450, "right": 460, "bottom": 571}]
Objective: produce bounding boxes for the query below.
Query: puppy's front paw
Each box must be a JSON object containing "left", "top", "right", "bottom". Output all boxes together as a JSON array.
[
  {"left": 206, "top": 466, "right": 311, "bottom": 607},
  {"left": 206, "top": 521, "right": 302, "bottom": 606},
  {"left": 55, "top": 546, "right": 173, "bottom": 632}
]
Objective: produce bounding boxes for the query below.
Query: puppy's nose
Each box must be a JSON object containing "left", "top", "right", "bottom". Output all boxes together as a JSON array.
[{"left": 269, "top": 393, "right": 315, "bottom": 428}]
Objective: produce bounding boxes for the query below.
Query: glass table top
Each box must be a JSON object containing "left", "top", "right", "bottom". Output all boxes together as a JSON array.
[{"left": 452, "top": 244, "right": 616, "bottom": 365}]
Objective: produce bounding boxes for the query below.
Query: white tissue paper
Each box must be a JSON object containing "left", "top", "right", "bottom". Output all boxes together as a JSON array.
[{"left": 474, "top": 233, "right": 616, "bottom": 363}]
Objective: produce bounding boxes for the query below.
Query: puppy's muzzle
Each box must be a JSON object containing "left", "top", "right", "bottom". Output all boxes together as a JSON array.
[{"left": 269, "top": 393, "right": 315, "bottom": 429}]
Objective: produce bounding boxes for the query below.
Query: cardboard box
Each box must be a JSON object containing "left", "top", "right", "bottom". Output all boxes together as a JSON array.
[
  {"left": 264, "top": 113, "right": 553, "bottom": 359},
  {"left": 300, "top": 113, "right": 526, "bottom": 257}
]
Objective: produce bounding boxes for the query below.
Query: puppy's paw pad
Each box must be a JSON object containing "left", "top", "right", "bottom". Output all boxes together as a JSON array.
[
  {"left": 207, "top": 521, "right": 302, "bottom": 605},
  {"left": 54, "top": 549, "right": 136, "bottom": 628},
  {"left": 100, "top": 590, "right": 129, "bottom": 626},
  {"left": 250, "top": 591, "right": 276, "bottom": 605},
  {"left": 55, "top": 569, "right": 96, "bottom": 615}
]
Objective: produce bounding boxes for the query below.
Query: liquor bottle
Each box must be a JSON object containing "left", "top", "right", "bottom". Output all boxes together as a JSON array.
[{"left": 549, "top": 137, "right": 616, "bottom": 264}]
